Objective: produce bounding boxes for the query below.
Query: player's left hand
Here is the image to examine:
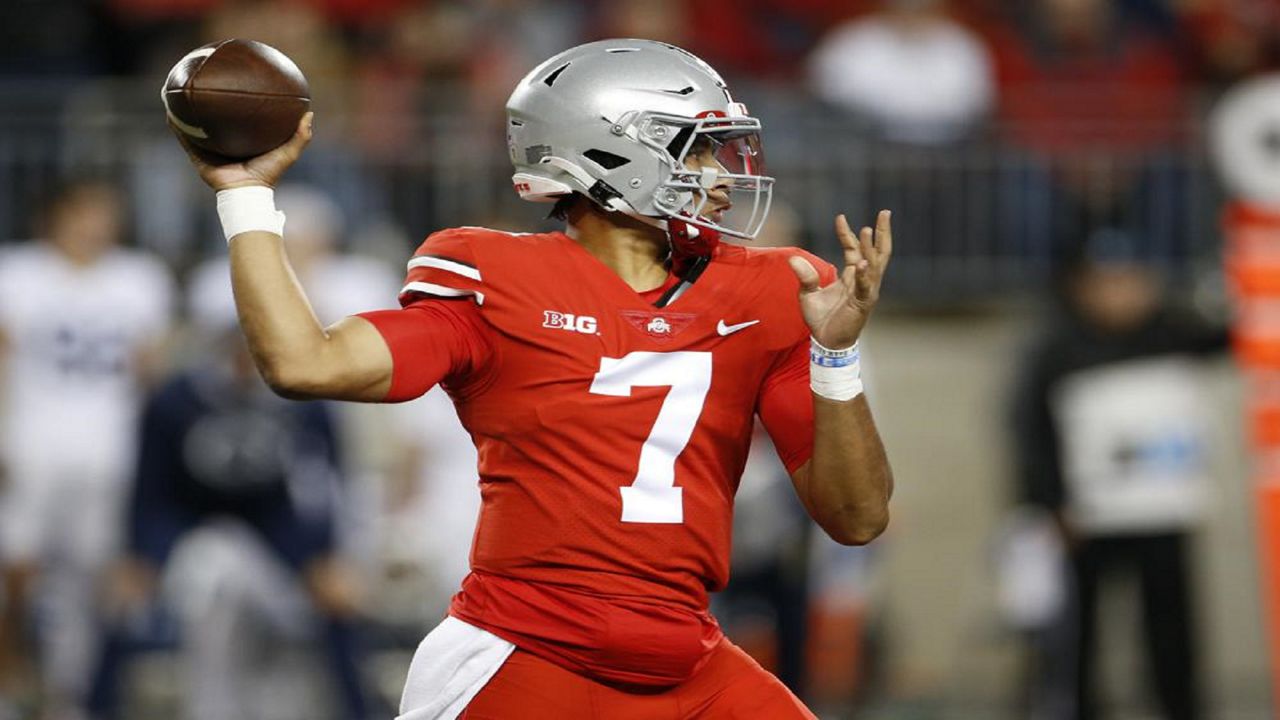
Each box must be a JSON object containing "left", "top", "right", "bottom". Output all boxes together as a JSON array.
[{"left": 789, "top": 210, "right": 892, "bottom": 349}]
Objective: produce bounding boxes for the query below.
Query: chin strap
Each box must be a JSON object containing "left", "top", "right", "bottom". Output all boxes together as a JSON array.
[
  {"left": 542, "top": 155, "right": 724, "bottom": 261},
  {"left": 667, "top": 218, "right": 721, "bottom": 271},
  {"left": 607, "top": 206, "right": 720, "bottom": 275}
]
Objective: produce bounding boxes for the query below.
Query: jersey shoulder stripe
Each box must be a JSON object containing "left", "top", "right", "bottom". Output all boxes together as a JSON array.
[
  {"left": 407, "top": 254, "right": 482, "bottom": 281},
  {"left": 400, "top": 229, "right": 488, "bottom": 307},
  {"left": 400, "top": 280, "right": 486, "bottom": 305},
  {"left": 398, "top": 226, "right": 567, "bottom": 308}
]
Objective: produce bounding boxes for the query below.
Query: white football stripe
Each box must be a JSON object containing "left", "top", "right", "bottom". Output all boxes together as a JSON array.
[
  {"left": 159, "top": 46, "right": 217, "bottom": 140},
  {"left": 179, "top": 46, "right": 217, "bottom": 64},
  {"left": 163, "top": 103, "right": 209, "bottom": 139},
  {"left": 400, "top": 281, "right": 485, "bottom": 305},
  {"left": 407, "top": 256, "right": 482, "bottom": 281}
]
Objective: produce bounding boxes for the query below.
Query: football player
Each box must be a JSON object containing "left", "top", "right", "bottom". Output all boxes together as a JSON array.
[
  {"left": 0, "top": 180, "right": 173, "bottom": 714},
  {"left": 172, "top": 39, "right": 893, "bottom": 719}
]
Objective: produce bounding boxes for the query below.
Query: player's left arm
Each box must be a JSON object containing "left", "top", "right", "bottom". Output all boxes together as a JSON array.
[{"left": 786, "top": 211, "right": 894, "bottom": 545}]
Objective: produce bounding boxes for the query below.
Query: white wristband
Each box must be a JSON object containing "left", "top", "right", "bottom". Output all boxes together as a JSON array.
[
  {"left": 216, "top": 186, "right": 286, "bottom": 242},
  {"left": 810, "top": 338, "right": 864, "bottom": 401}
]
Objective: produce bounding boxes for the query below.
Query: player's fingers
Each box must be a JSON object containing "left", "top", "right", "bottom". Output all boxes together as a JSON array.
[
  {"left": 858, "top": 225, "right": 876, "bottom": 268},
  {"left": 835, "top": 213, "right": 855, "bottom": 245},
  {"left": 788, "top": 255, "right": 822, "bottom": 294},
  {"left": 852, "top": 256, "right": 875, "bottom": 301},
  {"left": 836, "top": 214, "right": 866, "bottom": 269},
  {"left": 277, "top": 111, "right": 313, "bottom": 161},
  {"left": 874, "top": 209, "right": 893, "bottom": 263}
]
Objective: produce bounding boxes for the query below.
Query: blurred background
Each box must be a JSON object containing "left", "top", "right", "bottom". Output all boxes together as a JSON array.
[{"left": 0, "top": 0, "right": 1275, "bottom": 719}]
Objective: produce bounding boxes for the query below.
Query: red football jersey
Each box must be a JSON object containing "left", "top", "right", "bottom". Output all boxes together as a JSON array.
[{"left": 362, "top": 227, "right": 835, "bottom": 686}]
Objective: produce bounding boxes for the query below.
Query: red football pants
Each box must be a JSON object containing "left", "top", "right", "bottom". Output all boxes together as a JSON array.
[{"left": 460, "top": 637, "right": 816, "bottom": 719}]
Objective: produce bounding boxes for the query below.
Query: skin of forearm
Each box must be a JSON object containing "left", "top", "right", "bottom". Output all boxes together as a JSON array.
[
  {"left": 223, "top": 232, "right": 397, "bottom": 402},
  {"left": 798, "top": 395, "right": 893, "bottom": 545},
  {"left": 229, "top": 232, "right": 397, "bottom": 401},
  {"left": 227, "top": 232, "right": 354, "bottom": 398}
]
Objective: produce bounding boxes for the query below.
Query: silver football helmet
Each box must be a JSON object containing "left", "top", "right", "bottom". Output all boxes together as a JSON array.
[{"left": 506, "top": 39, "right": 773, "bottom": 242}]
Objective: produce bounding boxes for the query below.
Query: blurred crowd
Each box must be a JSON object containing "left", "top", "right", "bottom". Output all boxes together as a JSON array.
[
  {"left": 0, "top": 0, "right": 1276, "bottom": 272},
  {"left": 3, "top": 0, "right": 1279, "bottom": 95},
  {"left": 6, "top": 0, "right": 1280, "bottom": 123},
  {"left": 0, "top": 1, "right": 1268, "bottom": 719}
]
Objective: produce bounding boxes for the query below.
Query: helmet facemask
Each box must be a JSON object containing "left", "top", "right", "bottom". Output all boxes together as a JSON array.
[{"left": 627, "top": 106, "right": 774, "bottom": 242}]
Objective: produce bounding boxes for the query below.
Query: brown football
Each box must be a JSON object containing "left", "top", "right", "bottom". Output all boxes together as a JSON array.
[{"left": 162, "top": 39, "right": 310, "bottom": 159}]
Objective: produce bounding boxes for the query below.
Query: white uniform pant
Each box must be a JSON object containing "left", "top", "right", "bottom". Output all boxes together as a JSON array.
[{"left": 397, "top": 616, "right": 515, "bottom": 720}]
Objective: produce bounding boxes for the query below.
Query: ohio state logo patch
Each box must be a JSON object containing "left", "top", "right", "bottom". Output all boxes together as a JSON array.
[{"left": 619, "top": 310, "right": 697, "bottom": 340}]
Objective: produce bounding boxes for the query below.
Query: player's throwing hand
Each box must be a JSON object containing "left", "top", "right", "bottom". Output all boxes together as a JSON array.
[
  {"left": 169, "top": 111, "right": 313, "bottom": 192},
  {"left": 788, "top": 209, "right": 893, "bottom": 350}
]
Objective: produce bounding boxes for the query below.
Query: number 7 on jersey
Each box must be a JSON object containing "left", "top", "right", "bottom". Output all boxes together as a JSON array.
[{"left": 589, "top": 351, "right": 712, "bottom": 523}]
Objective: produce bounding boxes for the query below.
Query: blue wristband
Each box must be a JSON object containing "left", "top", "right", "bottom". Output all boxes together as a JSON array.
[{"left": 810, "top": 339, "right": 859, "bottom": 368}]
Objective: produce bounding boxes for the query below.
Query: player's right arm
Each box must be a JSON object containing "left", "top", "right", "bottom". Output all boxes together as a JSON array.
[
  {"left": 173, "top": 113, "right": 474, "bottom": 402},
  {"left": 228, "top": 235, "right": 394, "bottom": 400},
  {"left": 170, "top": 113, "right": 392, "bottom": 400}
]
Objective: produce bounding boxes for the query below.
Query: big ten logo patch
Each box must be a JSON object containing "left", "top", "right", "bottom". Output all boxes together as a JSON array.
[{"left": 543, "top": 310, "right": 598, "bottom": 335}]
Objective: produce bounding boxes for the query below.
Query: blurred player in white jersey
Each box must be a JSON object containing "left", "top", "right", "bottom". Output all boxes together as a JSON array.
[{"left": 0, "top": 180, "right": 173, "bottom": 716}]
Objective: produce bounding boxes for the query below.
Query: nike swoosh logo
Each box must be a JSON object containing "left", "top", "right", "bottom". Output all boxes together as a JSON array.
[{"left": 717, "top": 319, "right": 760, "bottom": 336}]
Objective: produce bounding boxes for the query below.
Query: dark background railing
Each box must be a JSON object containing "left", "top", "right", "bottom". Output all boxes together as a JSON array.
[{"left": 0, "top": 79, "right": 1225, "bottom": 304}]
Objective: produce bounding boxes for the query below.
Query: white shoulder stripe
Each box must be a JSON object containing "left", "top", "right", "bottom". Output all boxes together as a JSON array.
[
  {"left": 407, "top": 256, "right": 482, "bottom": 281},
  {"left": 400, "top": 281, "right": 485, "bottom": 305},
  {"left": 458, "top": 225, "right": 536, "bottom": 237}
]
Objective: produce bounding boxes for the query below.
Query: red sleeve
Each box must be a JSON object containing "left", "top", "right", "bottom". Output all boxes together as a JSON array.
[
  {"left": 793, "top": 247, "right": 839, "bottom": 287},
  {"left": 356, "top": 298, "right": 493, "bottom": 403},
  {"left": 755, "top": 247, "right": 839, "bottom": 473},
  {"left": 757, "top": 337, "right": 814, "bottom": 474},
  {"left": 398, "top": 228, "right": 486, "bottom": 307}
]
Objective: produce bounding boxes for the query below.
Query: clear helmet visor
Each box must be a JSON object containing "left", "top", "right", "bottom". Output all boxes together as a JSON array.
[
  {"left": 694, "top": 132, "right": 765, "bottom": 176},
  {"left": 677, "top": 115, "right": 767, "bottom": 176}
]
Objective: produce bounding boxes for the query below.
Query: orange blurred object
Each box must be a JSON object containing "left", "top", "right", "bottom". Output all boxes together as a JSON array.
[
  {"left": 1226, "top": 201, "right": 1280, "bottom": 711},
  {"left": 1225, "top": 203, "right": 1280, "bottom": 367},
  {"left": 1225, "top": 203, "right": 1280, "bottom": 296}
]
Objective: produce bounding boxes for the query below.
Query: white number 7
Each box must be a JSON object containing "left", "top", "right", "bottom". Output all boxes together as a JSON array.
[{"left": 590, "top": 351, "right": 712, "bottom": 523}]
